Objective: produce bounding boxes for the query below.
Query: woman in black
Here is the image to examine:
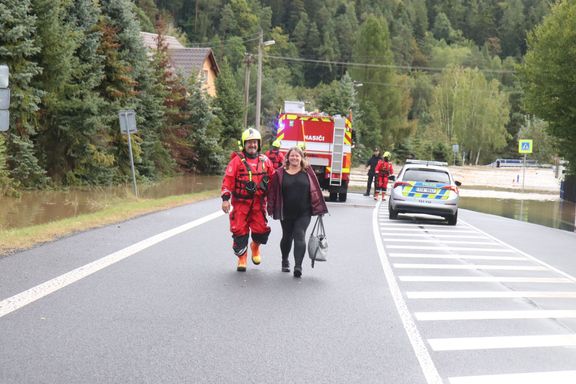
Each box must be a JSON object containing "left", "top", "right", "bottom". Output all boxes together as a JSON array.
[{"left": 267, "top": 147, "right": 328, "bottom": 278}]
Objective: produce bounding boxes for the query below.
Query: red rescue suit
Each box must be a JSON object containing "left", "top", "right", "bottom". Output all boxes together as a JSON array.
[
  {"left": 265, "top": 148, "right": 285, "bottom": 169},
  {"left": 375, "top": 159, "right": 394, "bottom": 191},
  {"left": 221, "top": 152, "right": 275, "bottom": 255}
]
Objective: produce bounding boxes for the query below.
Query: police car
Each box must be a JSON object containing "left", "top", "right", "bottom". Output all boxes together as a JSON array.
[{"left": 388, "top": 160, "right": 461, "bottom": 225}]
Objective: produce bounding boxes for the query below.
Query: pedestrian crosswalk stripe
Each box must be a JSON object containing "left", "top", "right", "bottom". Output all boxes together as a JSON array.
[
  {"left": 415, "top": 309, "right": 576, "bottom": 321},
  {"left": 449, "top": 370, "right": 576, "bottom": 384},
  {"left": 388, "top": 245, "right": 515, "bottom": 252},
  {"left": 428, "top": 334, "right": 576, "bottom": 351},
  {"left": 381, "top": 232, "right": 485, "bottom": 239},
  {"left": 406, "top": 291, "right": 576, "bottom": 299},
  {"left": 393, "top": 264, "right": 546, "bottom": 271},
  {"left": 386, "top": 238, "right": 497, "bottom": 245},
  {"left": 390, "top": 253, "right": 525, "bottom": 261},
  {"left": 399, "top": 276, "right": 572, "bottom": 283}
]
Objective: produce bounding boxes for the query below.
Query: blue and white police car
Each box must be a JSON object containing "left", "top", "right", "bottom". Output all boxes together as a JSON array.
[{"left": 388, "top": 160, "right": 461, "bottom": 225}]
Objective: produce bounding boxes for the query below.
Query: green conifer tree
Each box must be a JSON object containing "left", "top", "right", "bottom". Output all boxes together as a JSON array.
[{"left": 0, "top": 0, "right": 49, "bottom": 188}]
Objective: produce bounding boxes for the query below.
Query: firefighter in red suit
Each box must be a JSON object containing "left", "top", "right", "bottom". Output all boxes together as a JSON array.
[
  {"left": 374, "top": 151, "right": 394, "bottom": 201},
  {"left": 221, "top": 128, "right": 275, "bottom": 272},
  {"left": 265, "top": 139, "right": 285, "bottom": 169}
]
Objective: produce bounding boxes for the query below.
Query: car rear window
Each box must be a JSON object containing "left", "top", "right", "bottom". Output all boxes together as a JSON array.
[{"left": 403, "top": 168, "right": 450, "bottom": 183}]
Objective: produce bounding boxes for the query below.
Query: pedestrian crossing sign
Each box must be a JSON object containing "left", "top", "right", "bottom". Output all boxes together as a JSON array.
[{"left": 518, "top": 139, "right": 533, "bottom": 154}]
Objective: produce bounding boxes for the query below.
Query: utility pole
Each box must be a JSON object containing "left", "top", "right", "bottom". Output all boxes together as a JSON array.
[
  {"left": 255, "top": 30, "right": 263, "bottom": 131},
  {"left": 255, "top": 30, "right": 275, "bottom": 131},
  {"left": 243, "top": 53, "right": 253, "bottom": 129}
]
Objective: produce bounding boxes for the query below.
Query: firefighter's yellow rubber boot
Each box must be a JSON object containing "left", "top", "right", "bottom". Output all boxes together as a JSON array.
[
  {"left": 237, "top": 253, "right": 247, "bottom": 272},
  {"left": 250, "top": 241, "right": 261, "bottom": 265}
]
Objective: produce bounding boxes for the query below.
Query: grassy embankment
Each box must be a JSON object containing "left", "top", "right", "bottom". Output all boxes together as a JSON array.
[{"left": 0, "top": 190, "right": 219, "bottom": 256}]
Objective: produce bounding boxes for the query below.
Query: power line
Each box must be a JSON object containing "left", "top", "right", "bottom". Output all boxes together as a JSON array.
[
  {"left": 189, "top": 33, "right": 261, "bottom": 48},
  {"left": 265, "top": 54, "right": 516, "bottom": 74}
]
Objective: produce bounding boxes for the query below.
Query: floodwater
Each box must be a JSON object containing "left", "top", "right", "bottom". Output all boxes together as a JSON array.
[
  {"left": 460, "top": 196, "right": 576, "bottom": 232},
  {"left": 1, "top": 176, "right": 575, "bottom": 232},
  {"left": 0, "top": 175, "right": 221, "bottom": 230}
]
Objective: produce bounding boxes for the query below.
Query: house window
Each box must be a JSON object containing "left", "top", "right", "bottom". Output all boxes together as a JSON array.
[{"left": 202, "top": 70, "right": 209, "bottom": 84}]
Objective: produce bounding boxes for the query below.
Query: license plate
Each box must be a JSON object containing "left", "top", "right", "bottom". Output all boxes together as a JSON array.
[{"left": 415, "top": 187, "right": 436, "bottom": 194}]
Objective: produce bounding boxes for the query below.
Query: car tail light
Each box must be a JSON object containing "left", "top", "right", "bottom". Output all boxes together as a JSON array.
[
  {"left": 394, "top": 181, "right": 411, "bottom": 188},
  {"left": 442, "top": 185, "right": 459, "bottom": 194}
]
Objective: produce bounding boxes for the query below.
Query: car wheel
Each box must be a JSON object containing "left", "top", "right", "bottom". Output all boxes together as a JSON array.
[
  {"left": 338, "top": 192, "right": 347, "bottom": 202},
  {"left": 447, "top": 211, "right": 458, "bottom": 225},
  {"left": 329, "top": 192, "right": 338, "bottom": 202},
  {"left": 389, "top": 206, "right": 398, "bottom": 220}
]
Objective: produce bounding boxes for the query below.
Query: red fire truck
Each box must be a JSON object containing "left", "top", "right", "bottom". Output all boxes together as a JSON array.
[{"left": 275, "top": 101, "right": 353, "bottom": 202}]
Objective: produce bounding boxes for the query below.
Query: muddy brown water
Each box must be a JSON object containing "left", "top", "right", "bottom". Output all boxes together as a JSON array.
[
  {"left": 460, "top": 196, "right": 576, "bottom": 232},
  {"left": 0, "top": 175, "right": 221, "bottom": 230},
  {"left": 0, "top": 175, "right": 574, "bottom": 232}
]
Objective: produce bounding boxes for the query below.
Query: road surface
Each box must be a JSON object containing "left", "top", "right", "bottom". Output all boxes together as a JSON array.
[{"left": 1, "top": 193, "right": 575, "bottom": 383}]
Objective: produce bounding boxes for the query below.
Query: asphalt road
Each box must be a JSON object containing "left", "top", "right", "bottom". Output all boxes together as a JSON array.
[{"left": 1, "top": 193, "right": 576, "bottom": 384}]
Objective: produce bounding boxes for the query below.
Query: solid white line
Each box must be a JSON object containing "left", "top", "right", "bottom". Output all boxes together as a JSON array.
[
  {"left": 399, "top": 276, "right": 572, "bottom": 283},
  {"left": 389, "top": 253, "right": 525, "bottom": 261},
  {"left": 428, "top": 334, "right": 576, "bottom": 351},
  {"left": 461, "top": 219, "right": 576, "bottom": 283},
  {"left": 406, "top": 291, "right": 576, "bottom": 299},
  {"left": 385, "top": 239, "right": 497, "bottom": 245},
  {"left": 0, "top": 211, "right": 224, "bottom": 319},
  {"left": 449, "top": 370, "right": 576, "bottom": 384},
  {"left": 372, "top": 203, "right": 443, "bottom": 384},
  {"left": 387, "top": 245, "right": 515, "bottom": 252},
  {"left": 415, "top": 309, "right": 576, "bottom": 321},
  {"left": 393, "top": 264, "right": 546, "bottom": 271}
]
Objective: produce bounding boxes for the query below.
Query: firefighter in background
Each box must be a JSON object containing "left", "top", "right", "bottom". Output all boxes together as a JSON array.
[
  {"left": 374, "top": 151, "right": 394, "bottom": 201},
  {"left": 221, "top": 128, "right": 275, "bottom": 271},
  {"left": 265, "top": 139, "right": 285, "bottom": 169}
]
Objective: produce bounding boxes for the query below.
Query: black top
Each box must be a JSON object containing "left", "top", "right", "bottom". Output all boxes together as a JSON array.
[
  {"left": 282, "top": 171, "right": 311, "bottom": 219},
  {"left": 366, "top": 155, "right": 382, "bottom": 175}
]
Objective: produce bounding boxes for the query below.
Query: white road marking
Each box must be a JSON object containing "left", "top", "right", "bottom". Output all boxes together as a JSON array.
[
  {"left": 406, "top": 291, "right": 576, "bottom": 299},
  {"left": 393, "top": 264, "right": 546, "bottom": 271},
  {"left": 399, "top": 276, "right": 572, "bottom": 283},
  {"left": 428, "top": 334, "right": 576, "bottom": 351},
  {"left": 385, "top": 239, "right": 497, "bottom": 245},
  {"left": 0, "top": 211, "right": 224, "bottom": 319},
  {"left": 387, "top": 245, "right": 515, "bottom": 252},
  {"left": 381, "top": 232, "right": 486, "bottom": 239},
  {"left": 461, "top": 219, "right": 576, "bottom": 283},
  {"left": 415, "top": 309, "right": 576, "bottom": 321},
  {"left": 390, "top": 253, "right": 525, "bottom": 261},
  {"left": 372, "top": 202, "right": 443, "bottom": 384},
  {"left": 449, "top": 370, "right": 576, "bottom": 384}
]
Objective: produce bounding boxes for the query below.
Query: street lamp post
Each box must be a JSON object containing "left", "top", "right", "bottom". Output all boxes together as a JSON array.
[{"left": 255, "top": 30, "right": 275, "bottom": 131}]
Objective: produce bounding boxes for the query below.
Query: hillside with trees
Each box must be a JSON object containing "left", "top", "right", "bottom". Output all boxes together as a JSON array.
[{"left": 2, "top": 0, "right": 574, "bottom": 194}]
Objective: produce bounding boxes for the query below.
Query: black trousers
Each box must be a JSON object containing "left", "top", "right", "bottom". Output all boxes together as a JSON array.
[
  {"left": 280, "top": 215, "right": 312, "bottom": 270},
  {"left": 366, "top": 173, "right": 377, "bottom": 194}
]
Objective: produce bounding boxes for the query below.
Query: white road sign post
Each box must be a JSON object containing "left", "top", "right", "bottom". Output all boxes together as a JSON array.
[
  {"left": 0, "top": 64, "right": 9, "bottom": 132},
  {"left": 518, "top": 139, "right": 533, "bottom": 193},
  {"left": 118, "top": 110, "right": 138, "bottom": 197}
]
